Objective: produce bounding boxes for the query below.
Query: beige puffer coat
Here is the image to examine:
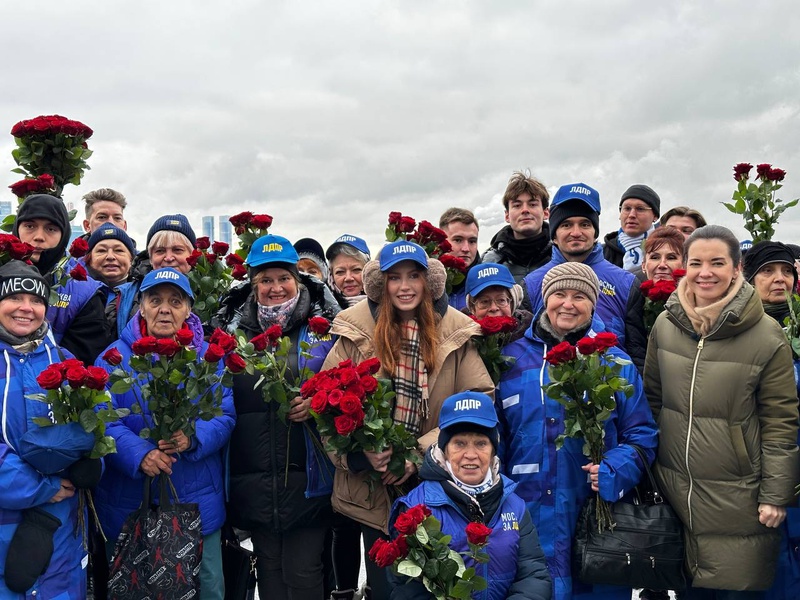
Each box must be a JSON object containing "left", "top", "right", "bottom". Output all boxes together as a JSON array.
[
  {"left": 644, "top": 282, "right": 799, "bottom": 591},
  {"left": 323, "top": 299, "right": 494, "bottom": 533}
]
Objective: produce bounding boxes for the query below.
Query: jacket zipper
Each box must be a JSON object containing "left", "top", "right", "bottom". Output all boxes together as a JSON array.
[
  {"left": 270, "top": 403, "right": 280, "bottom": 530},
  {"left": 685, "top": 337, "right": 704, "bottom": 530}
]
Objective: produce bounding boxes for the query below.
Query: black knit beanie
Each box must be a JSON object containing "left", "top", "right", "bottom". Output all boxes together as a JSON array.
[
  {"left": 548, "top": 199, "right": 600, "bottom": 240},
  {"left": 620, "top": 184, "right": 661, "bottom": 217},
  {"left": 0, "top": 260, "right": 51, "bottom": 306},
  {"left": 146, "top": 214, "right": 196, "bottom": 247}
]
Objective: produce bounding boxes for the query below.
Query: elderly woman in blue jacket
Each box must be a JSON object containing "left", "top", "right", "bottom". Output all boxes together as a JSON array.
[
  {"left": 389, "top": 391, "right": 552, "bottom": 600},
  {"left": 94, "top": 268, "right": 235, "bottom": 600},
  {"left": 0, "top": 260, "right": 91, "bottom": 598},
  {"left": 497, "top": 262, "right": 657, "bottom": 600}
]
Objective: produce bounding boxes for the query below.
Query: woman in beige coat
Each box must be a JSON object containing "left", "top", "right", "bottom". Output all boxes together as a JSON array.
[
  {"left": 644, "top": 225, "right": 799, "bottom": 598},
  {"left": 323, "top": 241, "right": 493, "bottom": 600}
]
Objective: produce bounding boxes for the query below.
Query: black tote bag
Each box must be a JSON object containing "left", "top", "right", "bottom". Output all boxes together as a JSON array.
[
  {"left": 108, "top": 475, "right": 203, "bottom": 599},
  {"left": 573, "top": 445, "right": 687, "bottom": 591}
]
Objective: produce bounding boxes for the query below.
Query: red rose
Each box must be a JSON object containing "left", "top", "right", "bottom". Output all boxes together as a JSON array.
[
  {"left": 9, "top": 242, "right": 34, "bottom": 260},
  {"left": 212, "top": 241, "right": 229, "bottom": 255},
  {"left": 388, "top": 211, "right": 402, "bottom": 226},
  {"left": 439, "top": 254, "right": 468, "bottom": 273},
  {"left": 308, "top": 316, "right": 331, "bottom": 335},
  {"left": 733, "top": 162, "right": 753, "bottom": 181},
  {"left": 210, "top": 328, "right": 237, "bottom": 353},
  {"left": 69, "top": 264, "right": 88, "bottom": 281},
  {"left": 37, "top": 367, "right": 64, "bottom": 390},
  {"left": 339, "top": 392, "right": 363, "bottom": 416},
  {"left": 334, "top": 414, "right": 358, "bottom": 436},
  {"left": 225, "top": 253, "right": 245, "bottom": 267},
  {"left": 672, "top": 269, "right": 686, "bottom": 279},
  {"left": 250, "top": 332, "right": 269, "bottom": 351},
  {"left": 85, "top": 366, "right": 109, "bottom": 390},
  {"left": 206, "top": 253, "right": 218, "bottom": 265},
  {"left": 66, "top": 366, "right": 88, "bottom": 388},
  {"left": 393, "top": 535, "right": 409, "bottom": 559},
  {"left": 640, "top": 279, "right": 655, "bottom": 293},
  {"left": 576, "top": 337, "right": 598, "bottom": 355},
  {"left": 438, "top": 239, "right": 453, "bottom": 254},
  {"left": 156, "top": 338, "right": 181, "bottom": 357},
  {"left": 394, "top": 504, "right": 430, "bottom": 534},
  {"left": 477, "top": 316, "right": 517, "bottom": 335},
  {"left": 225, "top": 353, "right": 247, "bottom": 374},
  {"left": 545, "top": 341, "right": 577, "bottom": 366},
  {"left": 768, "top": 168, "right": 786, "bottom": 182},
  {"left": 69, "top": 238, "right": 89, "bottom": 258},
  {"left": 337, "top": 359, "right": 354, "bottom": 369},
  {"left": 310, "top": 391, "right": 328, "bottom": 414},
  {"left": 647, "top": 279, "right": 677, "bottom": 302},
  {"left": 397, "top": 216, "right": 416, "bottom": 233},
  {"left": 175, "top": 328, "right": 194, "bottom": 346},
  {"left": 593, "top": 332, "right": 619, "bottom": 353},
  {"left": 417, "top": 220, "right": 447, "bottom": 244},
  {"left": 102, "top": 348, "right": 123, "bottom": 366},
  {"left": 360, "top": 375, "right": 378, "bottom": 394},
  {"left": 132, "top": 336, "right": 159, "bottom": 355},
  {"left": 356, "top": 357, "right": 381, "bottom": 376},
  {"left": 204, "top": 344, "right": 225, "bottom": 363},
  {"left": 229, "top": 212, "right": 253, "bottom": 228},
  {"left": 186, "top": 249, "right": 203, "bottom": 268},
  {"left": 338, "top": 367, "right": 359, "bottom": 386},
  {"left": 368, "top": 538, "right": 400, "bottom": 569},
  {"left": 231, "top": 264, "right": 248, "bottom": 280},
  {"left": 250, "top": 214, "right": 273, "bottom": 230},
  {"left": 57, "top": 358, "right": 84, "bottom": 375},
  {"left": 38, "top": 174, "right": 54, "bottom": 188},
  {"left": 195, "top": 237, "right": 211, "bottom": 250},
  {"left": 265, "top": 325, "right": 283, "bottom": 345},
  {"left": 756, "top": 163, "right": 772, "bottom": 179},
  {"left": 327, "top": 389, "right": 343, "bottom": 407},
  {"left": 343, "top": 379, "right": 365, "bottom": 398},
  {"left": 465, "top": 521, "right": 492, "bottom": 546},
  {"left": 350, "top": 406, "right": 365, "bottom": 427}
]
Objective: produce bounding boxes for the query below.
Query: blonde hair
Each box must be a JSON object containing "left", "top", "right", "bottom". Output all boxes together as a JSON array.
[{"left": 147, "top": 230, "right": 193, "bottom": 257}]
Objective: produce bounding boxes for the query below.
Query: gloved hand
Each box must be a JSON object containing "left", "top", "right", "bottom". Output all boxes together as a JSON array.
[
  {"left": 4, "top": 507, "right": 62, "bottom": 592},
  {"left": 68, "top": 456, "right": 102, "bottom": 489}
]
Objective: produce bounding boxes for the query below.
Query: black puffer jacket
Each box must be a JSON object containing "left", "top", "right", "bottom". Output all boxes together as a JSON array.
[
  {"left": 481, "top": 224, "right": 552, "bottom": 284},
  {"left": 227, "top": 284, "right": 339, "bottom": 532}
]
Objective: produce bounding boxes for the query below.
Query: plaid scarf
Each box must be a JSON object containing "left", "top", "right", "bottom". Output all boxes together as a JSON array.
[{"left": 392, "top": 319, "right": 429, "bottom": 437}]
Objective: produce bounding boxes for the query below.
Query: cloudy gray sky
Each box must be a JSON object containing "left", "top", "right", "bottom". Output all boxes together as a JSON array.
[{"left": 1, "top": 0, "right": 799, "bottom": 254}]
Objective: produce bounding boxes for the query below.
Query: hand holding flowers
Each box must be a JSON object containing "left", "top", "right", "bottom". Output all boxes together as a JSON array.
[{"left": 470, "top": 315, "right": 518, "bottom": 384}]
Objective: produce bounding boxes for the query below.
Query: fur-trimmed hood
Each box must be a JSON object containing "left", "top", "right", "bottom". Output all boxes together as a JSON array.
[{"left": 362, "top": 257, "right": 447, "bottom": 303}]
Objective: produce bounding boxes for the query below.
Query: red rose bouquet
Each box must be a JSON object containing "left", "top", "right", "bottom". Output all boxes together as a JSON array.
[
  {"left": 185, "top": 236, "right": 234, "bottom": 324},
  {"left": 106, "top": 329, "right": 238, "bottom": 444},
  {"left": 369, "top": 503, "right": 490, "bottom": 599},
  {"left": 226, "top": 211, "right": 275, "bottom": 280},
  {"left": 0, "top": 233, "right": 35, "bottom": 265},
  {"left": 724, "top": 162, "right": 799, "bottom": 243},
  {"left": 9, "top": 173, "right": 56, "bottom": 200},
  {"left": 640, "top": 269, "right": 686, "bottom": 333},
  {"left": 10, "top": 114, "right": 93, "bottom": 198},
  {"left": 542, "top": 332, "right": 634, "bottom": 532},
  {"left": 470, "top": 315, "right": 518, "bottom": 385},
  {"left": 385, "top": 212, "right": 467, "bottom": 294},
  {"left": 302, "top": 358, "right": 420, "bottom": 485}
]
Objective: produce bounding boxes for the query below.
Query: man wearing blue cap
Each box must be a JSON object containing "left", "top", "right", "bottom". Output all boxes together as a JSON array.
[
  {"left": 389, "top": 391, "right": 552, "bottom": 600},
  {"left": 523, "top": 183, "right": 647, "bottom": 373},
  {"left": 439, "top": 208, "right": 481, "bottom": 310}
]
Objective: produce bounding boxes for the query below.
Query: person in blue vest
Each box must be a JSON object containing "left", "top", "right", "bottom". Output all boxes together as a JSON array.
[
  {"left": 84, "top": 223, "right": 138, "bottom": 340},
  {"left": 523, "top": 183, "right": 648, "bottom": 373},
  {"left": 499, "top": 261, "right": 657, "bottom": 600},
  {"left": 13, "top": 193, "right": 108, "bottom": 365},
  {"left": 389, "top": 391, "right": 552, "bottom": 600},
  {"left": 0, "top": 260, "right": 91, "bottom": 598},
  {"left": 94, "top": 268, "right": 236, "bottom": 599}
]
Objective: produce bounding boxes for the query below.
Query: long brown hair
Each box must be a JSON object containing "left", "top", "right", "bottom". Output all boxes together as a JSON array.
[{"left": 373, "top": 272, "right": 440, "bottom": 374}]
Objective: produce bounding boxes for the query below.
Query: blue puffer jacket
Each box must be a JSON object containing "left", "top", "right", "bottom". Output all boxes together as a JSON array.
[
  {"left": 497, "top": 314, "right": 657, "bottom": 600},
  {"left": 93, "top": 312, "right": 236, "bottom": 542},
  {"left": 0, "top": 336, "right": 87, "bottom": 599},
  {"left": 523, "top": 244, "right": 647, "bottom": 373},
  {"left": 47, "top": 258, "right": 104, "bottom": 344},
  {"left": 390, "top": 449, "right": 552, "bottom": 600}
]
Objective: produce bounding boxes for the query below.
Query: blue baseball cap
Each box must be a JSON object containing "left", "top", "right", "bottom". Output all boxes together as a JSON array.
[
  {"left": 140, "top": 268, "right": 194, "bottom": 301},
  {"left": 551, "top": 182, "right": 602, "bottom": 214},
  {"left": 437, "top": 391, "right": 499, "bottom": 450},
  {"left": 246, "top": 234, "right": 299, "bottom": 269},
  {"left": 466, "top": 263, "right": 515, "bottom": 298},
  {"left": 379, "top": 241, "right": 428, "bottom": 271},
  {"left": 326, "top": 234, "right": 371, "bottom": 261}
]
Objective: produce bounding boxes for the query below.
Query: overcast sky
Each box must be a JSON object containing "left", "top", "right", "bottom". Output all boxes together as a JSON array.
[{"left": 1, "top": 0, "right": 799, "bottom": 254}]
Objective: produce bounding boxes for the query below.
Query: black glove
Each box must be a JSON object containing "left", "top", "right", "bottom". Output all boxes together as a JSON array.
[
  {"left": 68, "top": 456, "right": 102, "bottom": 489},
  {"left": 5, "top": 507, "right": 62, "bottom": 592}
]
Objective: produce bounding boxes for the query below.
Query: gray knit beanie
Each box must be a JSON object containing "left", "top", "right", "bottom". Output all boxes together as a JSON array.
[{"left": 541, "top": 262, "right": 599, "bottom": 306}]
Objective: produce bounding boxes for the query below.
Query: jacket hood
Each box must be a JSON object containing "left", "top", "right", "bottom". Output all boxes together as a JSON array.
[{"left": 665, "top": 280, "right": 763, "bottom": 340}]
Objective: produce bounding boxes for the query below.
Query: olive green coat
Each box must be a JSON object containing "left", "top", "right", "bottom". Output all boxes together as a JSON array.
[{"left": 644, "top": 283, "right": 799, "bottom": 591}]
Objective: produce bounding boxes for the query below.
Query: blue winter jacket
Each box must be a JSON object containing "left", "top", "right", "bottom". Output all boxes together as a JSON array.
[
  {"left": 48, "top": 257, "right": 104, "bottom": 344},
  {"left": 497, "top": 315, "right": 657, "bottom": 600},
  {"left": 93, "top": 312, "right": 236, "bottom": 542},
  {"left": 0, "top": 336, "right": 87, "bottom": 599},
  {"left": 523, "top": 244, "right": 648, "bottom": 373},
  {"left": 390, "top": 449, "right": 552, "bottom": 600}
]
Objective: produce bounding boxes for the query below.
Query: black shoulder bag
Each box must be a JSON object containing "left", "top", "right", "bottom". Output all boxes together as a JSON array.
[{"left": 572, "top": 445, "right": 687, "bottom": 591}]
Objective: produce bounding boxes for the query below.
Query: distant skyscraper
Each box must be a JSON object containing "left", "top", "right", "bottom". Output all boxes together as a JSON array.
[
  {"left": 0, "top": 200, "right": 13, "bottom": 218},
  {"left": 202, "top": 216, "right": 215, "bottom": 241},
  {"left": 219, "top": 215, "right": 232, "bottom": 245}
]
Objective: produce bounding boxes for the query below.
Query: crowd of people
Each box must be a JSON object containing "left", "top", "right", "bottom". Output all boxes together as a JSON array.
[{"left": 0, "top": 170, "right": 798, "bottom": 600}]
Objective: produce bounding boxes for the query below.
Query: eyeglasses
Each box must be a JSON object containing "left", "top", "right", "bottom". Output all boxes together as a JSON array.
[
  {"left": 620, "top": 205, "right": 653, "bottom": 215},
  {"left": 474, "top": 297, "right": 511, "bottom": 310}
]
